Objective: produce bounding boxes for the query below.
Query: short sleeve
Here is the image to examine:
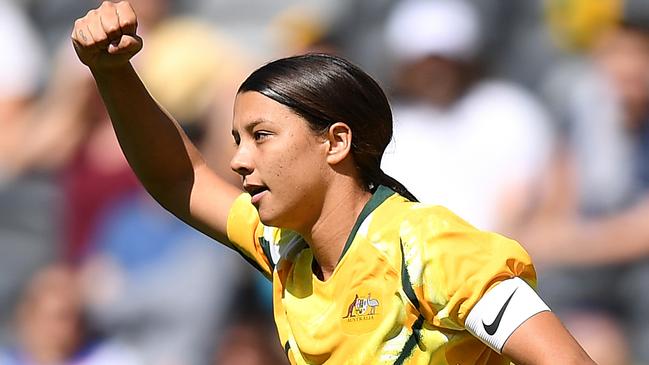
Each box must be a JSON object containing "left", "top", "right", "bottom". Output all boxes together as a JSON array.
[
  {"left": 400, "top": 206, "right": 536, "bottom": 330},
  {"left": 226, "top": 193, "right": 273, "bottom": 280}
]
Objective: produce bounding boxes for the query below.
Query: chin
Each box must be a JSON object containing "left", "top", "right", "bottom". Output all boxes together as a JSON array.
[
  {"left": 258, "top": 214, "right": 276, "bottom": 227},
  {"left": 258, "top": 206, "right": 300, "bottom": 231},
  {"left": 256, "top": 206, "right": 282, "bottom": 228}
]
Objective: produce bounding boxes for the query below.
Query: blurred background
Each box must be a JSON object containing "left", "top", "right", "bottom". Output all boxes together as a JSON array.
[{"left": 1, "top": 0, "right": 649, "bottom": 364}]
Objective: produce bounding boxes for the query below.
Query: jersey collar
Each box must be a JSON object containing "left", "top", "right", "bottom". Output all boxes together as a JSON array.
[{"left": 337, "top": 185, "right": 395, "bottom": 264}]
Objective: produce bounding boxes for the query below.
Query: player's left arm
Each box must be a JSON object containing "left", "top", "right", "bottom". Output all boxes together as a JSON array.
[
  {"left": 464, "top": 277, "right": 595, "bottom": 365},
  {"left": 411, "top": 210, "right": 595, "bottom": 364},
  {"left": 501, "top": 311, "right": 596, "bottom": 365}
]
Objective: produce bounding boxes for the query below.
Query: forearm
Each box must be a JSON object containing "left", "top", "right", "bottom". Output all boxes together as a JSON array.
[
  {"left": 70, "top": 1, "right": 240, "bottom": 244},
  {"left": 503, "top": 312, "right": 595, "bottom": 365},
  {"left": 91, "top": 63, "right": 205, "bottom": 199}
]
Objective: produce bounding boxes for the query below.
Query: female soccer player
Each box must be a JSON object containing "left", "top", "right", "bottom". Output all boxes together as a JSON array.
[{"left": 70, "top": 2, "right": 595, "bottom": 364}]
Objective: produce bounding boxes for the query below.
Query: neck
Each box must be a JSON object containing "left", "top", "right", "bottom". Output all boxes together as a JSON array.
[{"left": 299, "top": 180, "right": 372, "bottom": 281}]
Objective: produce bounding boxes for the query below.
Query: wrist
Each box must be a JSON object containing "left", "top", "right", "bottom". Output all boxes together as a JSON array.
[{"left": 90, "top": 63, "right": 135, "bottom": 80}]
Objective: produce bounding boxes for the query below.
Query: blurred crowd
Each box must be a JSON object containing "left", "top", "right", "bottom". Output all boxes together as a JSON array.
[{"left": 1, "top": 0, "right": 648, "bottom": 364}]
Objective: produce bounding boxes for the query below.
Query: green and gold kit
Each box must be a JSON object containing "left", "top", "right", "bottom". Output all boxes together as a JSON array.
[{"left": 226, "top": 186, "right": 537, "bottom": 364}]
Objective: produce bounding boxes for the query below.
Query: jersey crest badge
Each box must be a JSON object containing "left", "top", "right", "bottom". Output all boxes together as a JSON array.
[
  {"left": 341, "top": 291, "right": 383, "bottom": 334},
  {"left": 343, "top": 293, "right": 381, "bottom": 319}
]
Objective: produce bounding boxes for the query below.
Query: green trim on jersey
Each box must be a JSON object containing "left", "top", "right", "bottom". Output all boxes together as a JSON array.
[
  {"left": 393, "top": 316, "right": 425, "bottom": 365},
  {"left": 400, "top": 239, "right": 421, "bottom": 311},
  {"left": 337, "top": 185, "right": 395, "bottom": 263},
  {"left": 284, "top": 341, "right": 291, "bottom": 357},
  {"left": 259, "top": 236, "right": 275, "bottom": 271}
]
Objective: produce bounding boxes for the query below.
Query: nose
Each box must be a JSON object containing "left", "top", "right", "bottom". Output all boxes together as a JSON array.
[{"left": 230, "top": 145, "right": 254, "bottom": 177}]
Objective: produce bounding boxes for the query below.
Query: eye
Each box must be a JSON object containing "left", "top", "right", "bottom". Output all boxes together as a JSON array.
[
  {"left": 253, "top": 130, "right": 272, "bottom": 142},
  {"left": 233, "top": 134, "right": 241, "bottom": 146}
]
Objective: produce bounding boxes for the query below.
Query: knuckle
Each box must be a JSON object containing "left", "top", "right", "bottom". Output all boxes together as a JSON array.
[
  {"left": 121, "top": 18, "right": 136, "bottom": 28},
  {"left": 122, "top": 2, "right": 137, "bottom": 15},
  {"left": 105, "top": 24, "right": 120, "bottom": 34}
]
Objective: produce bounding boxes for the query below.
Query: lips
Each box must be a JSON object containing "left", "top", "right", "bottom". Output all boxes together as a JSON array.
[{"left": 243, "top": 183, "right": 269, "bottom": 205}]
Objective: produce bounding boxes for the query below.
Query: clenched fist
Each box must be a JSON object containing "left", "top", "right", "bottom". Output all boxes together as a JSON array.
[{"left": 71, "top": 1, "right": 143, "bottom": 71}]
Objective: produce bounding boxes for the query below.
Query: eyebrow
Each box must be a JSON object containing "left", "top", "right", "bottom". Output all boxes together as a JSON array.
[{"left": 231, "top": 118, "right": 272, "bottom": 137}]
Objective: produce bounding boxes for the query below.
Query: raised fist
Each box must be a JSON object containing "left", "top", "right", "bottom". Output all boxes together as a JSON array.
[{"left": 71, "top": 1, "right": 143, "bottom": 71}]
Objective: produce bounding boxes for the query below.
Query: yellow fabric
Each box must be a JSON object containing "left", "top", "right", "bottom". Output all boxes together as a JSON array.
[
  {"left": 545, "top": 0, "right": 621, "bottom": 50},
  {"left": 226, "top": 186, "right": 536, "bottom": 364},
  {"left": 226, "top": 193, "right": 272, "bottom": 279}
]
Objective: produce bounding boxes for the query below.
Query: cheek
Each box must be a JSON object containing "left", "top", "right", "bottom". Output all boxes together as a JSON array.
[
  {"left": 271, "top": 136, "right": 322, "bottom": 176},
  {"left": 267, "top": 147, "right": 326, "bottom": 197},
  {"left": 263, "top": 149, "right": 297, "bottom": 181}
]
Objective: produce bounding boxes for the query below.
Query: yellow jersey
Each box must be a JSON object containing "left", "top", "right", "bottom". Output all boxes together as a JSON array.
[{"left": 226, "top": 185, "right": 537, "bottom": 364}]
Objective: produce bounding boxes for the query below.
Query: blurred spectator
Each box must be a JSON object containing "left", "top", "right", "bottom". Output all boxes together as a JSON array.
[
  {"left": 0, "top": 0, "right": 58, "bottom": 345},
  {"left": 270, "top": 5, "right": 333, "bottom": 56},
  {"left": 380, "top": 0, "right": 553, "bottom": 232},
  {"left": 211, "top": 282, "right": 288, "bottom": 365},
  {"left": 0, "top": 0, "right": 44, "bottom": 171},
  {"left": 0, "top": 264, "right": 142, "bottom": 365},
  {"left": 508, "top": 1, "right": 649, "bottom": 363},
  {"left": 12, "top": 0, "right": 178, "bottom": 263},
  {"left": 77, "top": 18, "right": 257, "bottom": 365},
  {"left": 81, "top": 193, "right": 245, "bottom": 365},
  {"left": 174, "top": 0, "right": 345, "bottom": 59},
  {"left": 139, "top": 18, "right": 254, "bottom": 184},
  {"left": 0, "top": 173, "right": 59, "bottom": 343},
  {"left": 213, "top": 321, "right": 279, "bottom": 365}
]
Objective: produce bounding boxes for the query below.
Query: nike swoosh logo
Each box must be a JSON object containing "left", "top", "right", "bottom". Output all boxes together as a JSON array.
[{"left": 482, "top": 288, "right": 518, "bottom": 335}]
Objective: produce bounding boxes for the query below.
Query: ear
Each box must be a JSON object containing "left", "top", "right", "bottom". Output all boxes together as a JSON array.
[{"left": 325, "top": 122, "right": 353, "bottom": 165}]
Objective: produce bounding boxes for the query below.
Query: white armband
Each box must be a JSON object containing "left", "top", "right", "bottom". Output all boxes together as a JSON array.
[{"left": 464, "top": 277, "right": 550, "bottom": 353}]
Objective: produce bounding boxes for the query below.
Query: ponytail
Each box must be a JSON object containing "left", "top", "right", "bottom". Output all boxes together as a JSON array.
[{"left": 364, "top": 166, "right": 418, "bottom": 202}]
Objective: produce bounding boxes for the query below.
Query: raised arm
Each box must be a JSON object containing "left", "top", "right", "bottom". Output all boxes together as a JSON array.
[{"left": 71, "top": 1, "right": 240, "bottom": 243}]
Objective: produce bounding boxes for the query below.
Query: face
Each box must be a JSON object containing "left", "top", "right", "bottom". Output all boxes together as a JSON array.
[
  {"left": 18, "top": 268, "right": 82, "bottom": 361},
  {"left": 396, "top": 56, "right": 467, "bottom": 107},
  {"left": 594, "top": 27, "right": 649, "bottom": 128},
  {"left": 230, "top": 91, "right": 331, "bottom": 230}
]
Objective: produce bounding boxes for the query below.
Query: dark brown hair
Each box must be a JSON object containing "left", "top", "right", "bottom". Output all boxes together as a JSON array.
[{"left": 238, "top": 53, "right": 417, "bottom": 201}]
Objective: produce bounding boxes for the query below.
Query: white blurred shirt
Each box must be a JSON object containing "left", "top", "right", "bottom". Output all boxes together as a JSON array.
[
  {"left": 0, "top": 0, "right": 44, "bottom": 98},
  {"left": 382, "top": 80, "right": 553, "bottom": 230}
]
